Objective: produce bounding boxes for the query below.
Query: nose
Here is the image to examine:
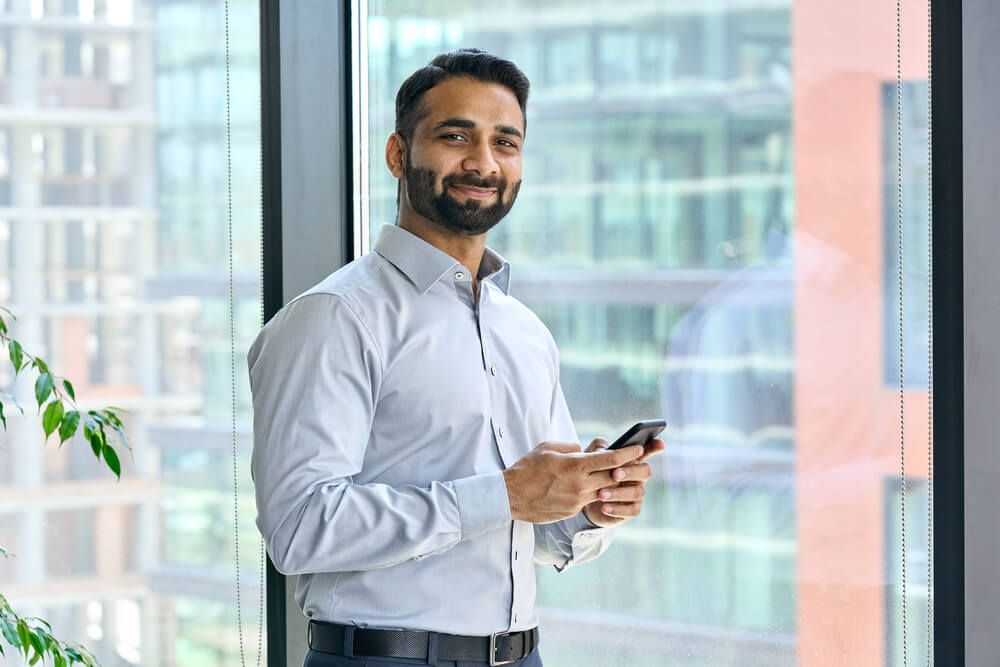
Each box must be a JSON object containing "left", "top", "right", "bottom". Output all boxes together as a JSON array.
[{"left": 460, "top": 137, "right": 499, "bottom": 178}]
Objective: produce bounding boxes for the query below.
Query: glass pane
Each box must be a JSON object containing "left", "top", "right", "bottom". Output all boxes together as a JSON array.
[
  {"left": 0, "top": 1, "right": 265, "bottom": 665},
  {"left": 360, "top": 2, "right": 931, "bottom": 666}
]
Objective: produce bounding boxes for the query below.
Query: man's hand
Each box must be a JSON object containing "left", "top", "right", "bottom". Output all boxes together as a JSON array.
[
  {"left": 581, "top": 437, "right": 666, "bottom": 528},
  {"left": 502, "top": 441, "right": 646, "bottom": 524}
]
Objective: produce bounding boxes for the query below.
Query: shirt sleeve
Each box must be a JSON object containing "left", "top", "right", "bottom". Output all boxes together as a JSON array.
[
  {"left": 532, "top": 346, "right": 616, "bottom": 572},
  {"left": 249, "top": 293, "right": 511, "bottom": 576}
]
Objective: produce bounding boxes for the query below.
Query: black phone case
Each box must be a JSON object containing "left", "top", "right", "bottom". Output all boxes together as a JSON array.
[{"left": 607, "top": 419, "right": 666, "bottom": 450}]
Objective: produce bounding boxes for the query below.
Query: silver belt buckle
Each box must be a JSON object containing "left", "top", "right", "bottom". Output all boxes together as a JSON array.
[{"left": 490, "top": 631, "right": 518, "bottom": 666}]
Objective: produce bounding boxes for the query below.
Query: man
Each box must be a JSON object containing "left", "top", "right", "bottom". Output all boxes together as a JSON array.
[{"left": 249, "top": 49, "right": 665, "bottom": 667}]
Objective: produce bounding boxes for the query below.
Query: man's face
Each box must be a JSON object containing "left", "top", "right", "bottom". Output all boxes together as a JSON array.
[{"left": 393, "top": 77, "right": 524, "bottom": 236}]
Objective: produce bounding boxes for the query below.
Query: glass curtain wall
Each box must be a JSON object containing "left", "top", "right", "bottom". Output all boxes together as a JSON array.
[
  {"left": 358, "top": 1, "right": 932, "bottom": 666},
  {"left": 0, "top": 0, "right": 264, "bottom": 665}
]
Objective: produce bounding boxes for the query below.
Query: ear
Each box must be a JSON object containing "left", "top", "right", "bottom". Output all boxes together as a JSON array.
[{"left": 385, "top": 133, "right": 406, "bottom": 179}]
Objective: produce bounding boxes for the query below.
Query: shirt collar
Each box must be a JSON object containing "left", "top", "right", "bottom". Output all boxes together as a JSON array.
[{"left": 374, "top": 223, "right": 511, "bottom": 295}]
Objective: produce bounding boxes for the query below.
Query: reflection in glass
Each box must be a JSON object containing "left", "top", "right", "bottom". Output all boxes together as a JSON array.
[{"left": 362, "top": 2, "right": 931, "bottom": 666}]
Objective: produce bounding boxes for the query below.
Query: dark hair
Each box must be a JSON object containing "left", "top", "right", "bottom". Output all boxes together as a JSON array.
[{"left": 394, "top": 48, "right": 530, "bottom": 143}]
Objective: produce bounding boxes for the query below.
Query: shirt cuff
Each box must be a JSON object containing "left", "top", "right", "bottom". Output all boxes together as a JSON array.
[
  {"left": 453, "top": 471, "right": 512, "bottom": 541},
  {"left": 564, "top": 508, "right": 606, "bottom": 534}
]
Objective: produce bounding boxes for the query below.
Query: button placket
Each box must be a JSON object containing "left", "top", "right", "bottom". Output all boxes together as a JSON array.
[
  {"left": 510, "top": 523, "right": 531, "bottom": 630},
  {"left": 454, "top": 267, "right": 479, "bottom": 309},
  {"left": 480, "top": 298, "right": 512, "bottom": 468}
]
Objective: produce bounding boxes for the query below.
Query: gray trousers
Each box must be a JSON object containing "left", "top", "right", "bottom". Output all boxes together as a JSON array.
[{"left": 303, "top": 646, "right": 544, "bottom": 667}]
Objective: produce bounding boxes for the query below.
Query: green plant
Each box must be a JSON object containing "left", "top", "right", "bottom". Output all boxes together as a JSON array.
[{"left": 0, "top": 306, "right": 131, "bottom": 665}]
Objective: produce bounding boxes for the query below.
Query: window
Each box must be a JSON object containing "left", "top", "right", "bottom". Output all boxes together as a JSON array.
[
  {"left": 358, "top": 1, "right": 932, "bottom": 665},
  {"left": 885, "top": 479, "right": 931, "bottom": 667},
  {"left": 0, "top": 1, "right": 264, "bottom": 665},
  {"left": 883, "top": 80, "right": 931, "bottom": 389}
]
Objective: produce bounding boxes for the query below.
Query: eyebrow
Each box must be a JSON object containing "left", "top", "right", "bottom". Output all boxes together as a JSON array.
[{"left": 431, "top": 117, "right": 523, "bottom": 140}]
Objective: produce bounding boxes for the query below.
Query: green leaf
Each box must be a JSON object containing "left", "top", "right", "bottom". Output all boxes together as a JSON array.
[
  {"left": 0, "top": 305, "right": 14, "bottom": 318},
  {"left": 113, "top": 424, "right": 132, "bottom": 451},
  {"left": 55, "top": 651, "right": 67, "bottom": 667},
  {"left": 0, "top": 617, "right": 18, "bottom": 647},
  {"left": 32, "top": 357, "right": 48, "bottom": 374},
  {"left": 38, "top": 631, "right": 58, "bottom": 660},
  {"left": 26, "top": 627, "right": 44, "bottom": 664},
  {"left": 0, "top": 316, "right": 7, "bottom": 336},
  {"left": 99, "top": 410, "right": 132, "bottom": 451},
  {"left": 42, "top": 400, "right": 64, "bottom": 442},
  {"left": 0, "top": 402, "right": 5, "bottom": 431},
  {"left": 62, "top": 379, "right": 76, "bottom": 402},
  {"left": 83, "top": 421, "right": 102, "bottom": 459},
  {"left": 31, "top": 627, "right": 52, "bottom": 658},
  {"left": 58, "top": 410, "right": 80, "bottom": 445},
  {"left": 103, "top": 409, "right": 123, "bottom": 428},
  {"left": 0, "top": 544, "right": 12, "bottom": 559},
  {"left": 8, "top": 340, "right": 22, "bottom": 377},
  {"left": 16, "top": 619, "right": 30, "bottom": 655},
  {"left": 28, "top": 641, "right": 42, "bottom": 664},
  {"left": 102, "top": 442, "right": 121, "bottom": 479},
  {"left": 34, "top": 373, "right": 53, "bottom": 410}
]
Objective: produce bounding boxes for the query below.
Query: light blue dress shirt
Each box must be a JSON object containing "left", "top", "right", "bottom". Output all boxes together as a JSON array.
[{"left": 248, "top": 223, "right": 615, "bottom": 636}]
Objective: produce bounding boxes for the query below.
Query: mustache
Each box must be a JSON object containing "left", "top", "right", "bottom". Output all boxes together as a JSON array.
[{"left": 442, "top": 173, "right": 505, "bottom": 190}]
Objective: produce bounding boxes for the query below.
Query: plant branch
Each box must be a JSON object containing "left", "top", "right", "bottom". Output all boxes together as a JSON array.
[
  {"left": 0, "top": 595, "right": 98, "bottom": 666},
  {"left": 0, "top": 310, "right": 131, "bottom": 479}
]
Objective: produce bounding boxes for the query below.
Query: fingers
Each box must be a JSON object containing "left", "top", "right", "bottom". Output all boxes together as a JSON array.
[
  {"left": 616, "top": 462, "right": 652, "bottom": 483},
  {"left": 595, "top": 500, "right": 642, "bottom": 519},
  {"left": 583, "top": 444, "right": 644, "bottom": 472},
  {"left": 635, "top": 438, "right": 666, "bottom": 463},
  {"left": 596, "top": 483, "right": 645, "bottom": 503},
  {"left": 584, "top": 437, "right": 609, "bottom": 453},
  {"left": 594, "top": 462, "right": 652, "bottom": 488}
]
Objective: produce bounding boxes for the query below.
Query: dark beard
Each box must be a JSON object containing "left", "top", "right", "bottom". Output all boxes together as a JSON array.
[{"left": 403, "top": 160, "right": 521, "bottom": 236}]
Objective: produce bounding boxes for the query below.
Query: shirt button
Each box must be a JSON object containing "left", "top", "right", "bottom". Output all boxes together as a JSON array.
[
  {"left": 514, "top": 550, "right": 518, "bottom": 560},
  {"left": 498, "top": 426, "right": 505, "bottom": 438},
  {"left": 514, "top": 614, "right": 518, "bottom": 623},
  {"left": 454, "top": 271, "right": 465, "bottom": 280},
  {"left": 490, "top": 366, "right": 497, "bottom": 376}
]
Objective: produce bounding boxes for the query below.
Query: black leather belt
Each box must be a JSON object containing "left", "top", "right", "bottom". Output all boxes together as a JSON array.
[{"left": 308, "top": 620, "right": 539, "bottom": 666}]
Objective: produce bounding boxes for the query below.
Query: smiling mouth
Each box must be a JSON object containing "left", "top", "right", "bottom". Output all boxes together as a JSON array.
[{"left": 450, "top": 184, "right": 498, "bottom": 200}]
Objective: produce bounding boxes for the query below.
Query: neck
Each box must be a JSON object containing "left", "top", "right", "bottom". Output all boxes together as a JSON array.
[{"left": 397, "top": 209, "right": 487, "bottom": 282}]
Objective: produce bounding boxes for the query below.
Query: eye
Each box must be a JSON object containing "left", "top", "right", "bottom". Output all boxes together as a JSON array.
[
  {"left": 497, "top": 138, "right": 520, "bottom": 150},
  {"left": 441, "top": 133, "right": 467, "bottom": 142}
]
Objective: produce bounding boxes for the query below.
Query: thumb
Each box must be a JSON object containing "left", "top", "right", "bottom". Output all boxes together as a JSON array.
[{"left": 584, "top": 437, "right": 609, "bottom": 453}]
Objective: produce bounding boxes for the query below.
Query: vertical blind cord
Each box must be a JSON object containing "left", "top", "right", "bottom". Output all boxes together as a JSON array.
[
  {"left": 227, "top": 0, "right": 266, "bottom": 665},
  {"left": 896, "top": 0, "right": 909, "bottom": 663}
]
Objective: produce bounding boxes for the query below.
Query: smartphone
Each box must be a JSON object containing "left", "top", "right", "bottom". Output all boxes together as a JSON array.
[{"left": 606, "top": 419, "right": 667, "bottom": 450}]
